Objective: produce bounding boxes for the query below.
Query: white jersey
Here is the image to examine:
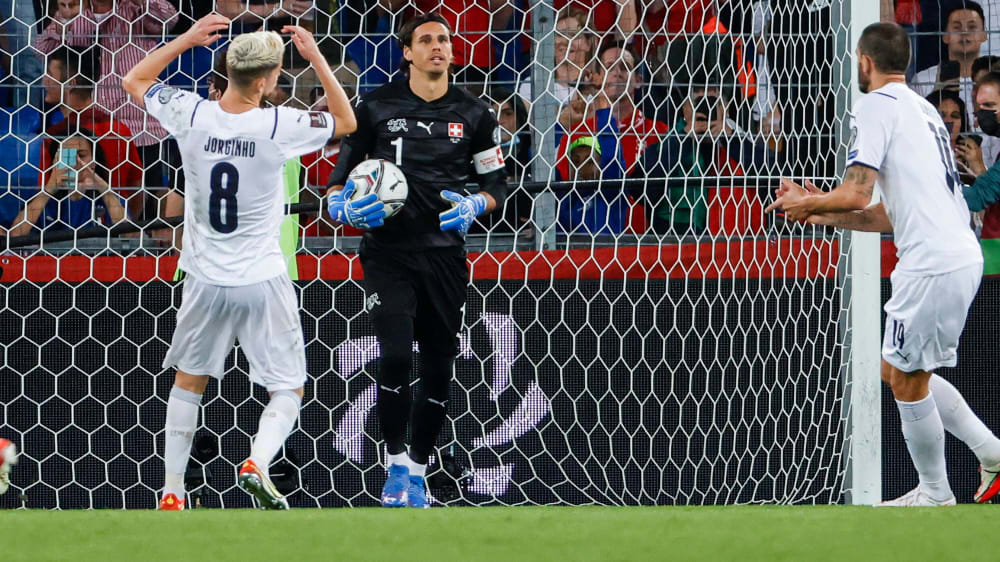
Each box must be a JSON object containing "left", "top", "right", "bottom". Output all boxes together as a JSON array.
[
  {"left": 847, "top": 82, "right": 982, "bottom": 276},
  {"left": 144, "top": 84, "right": 335, "bottom": 286}
]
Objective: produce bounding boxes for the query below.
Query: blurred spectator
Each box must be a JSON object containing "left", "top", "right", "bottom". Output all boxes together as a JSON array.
[
  {"left": 266, "top": 73, "right": 295, "bottom": 107},
  {"left": 0, "top": 0, "right": 45, "bottom": 107},
  {"left": 490, "top": 86, "right": 533, "bottom": 181},
  {"left": 553, "top": 0, "right": 638, "bottom": 38},
  {"left": 638, "top": 90, "right": 749, "bottom": 235},
  {"left": 33, "top": 0, "right": 179, "bottom": 209},
  {"left": 972, "top": 54, "right": 1000, "bottom": 89},
  {"left": 911, "top": 1, "right": 987, "bottom": 119},
  {"left": 717, "top": 2, "right": 774, "bottom": 119},
  {"left": 765, "top": 0, "right": 833, "bottom": 179},
  {"left": 38, "top": 46, "right": 143, "bottom": 216},
  {"left": 332, "top": 1, "right": 404, "bottom": 92},
  {"left": 591, "top": 41, "right": 670, "bottom": 174},
  {"left": 642, "top": 0, "right": 755, "bottom": 103},
  {"left": 969, "top": 0, "right": 1000, "bottom": 56},
  {"left": 557, "top": 135, "right": 630, "bottom": 234},
  {"left": 963, "top": 71, "right": 1000, "bottom": 274},
  {"left": 757, "top": 103, "right": 800, "bottom": 176},
  {"left": 889, "top": 0, "right": 921, "bottom": 78},
  {"left": 214, "top": 0, "right": 314, "bottom": 23},
  {"left": 555, "top": 87, "right": 627, "bottom": 181},
  {"left": 482, "top": 86, "right": 533, "bottom": 234},
  {"left": 971, "top": 54, "right": 1000, "bottom": 166},
  {"left": 10, "top": 132, "right": 126, "bottom": 236},
  {"left": 554, "top": 67, "right": 629, "bottom": 235},
  {"left": 518, "top": 8, "right": 598, "bottom": 105},
  {"left": 640, "top": 0, "right": 716, "bottom": 37},
  {"left": 926, "top": 89, "right": 986, "bottom": 182}
]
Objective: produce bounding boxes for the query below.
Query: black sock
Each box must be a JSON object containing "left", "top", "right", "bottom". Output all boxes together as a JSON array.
[
  {"left": 409, "top": 352, "right": 453, "bottom": 465},
  {"left": 374, "top": 317, "right": 413, "bottom": 456}
]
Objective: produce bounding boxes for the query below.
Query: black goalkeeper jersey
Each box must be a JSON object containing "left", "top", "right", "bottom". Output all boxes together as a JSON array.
[{"left": 328, "top": 80, "right": 508, "bottom": 251}]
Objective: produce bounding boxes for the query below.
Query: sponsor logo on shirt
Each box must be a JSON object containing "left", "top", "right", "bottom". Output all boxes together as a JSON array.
[
  {"left": 145, "top": 84, "right": 164, "bottom": 99},
  {"left": 156, "top": 86, "right": 180, "bottom": 105},
  {"left": 387, "top": 118, "right": 408, "bottom": 132},
  {"left": 309, "top": 112, "right": 328, "bottom": 128},
  {"left": 417, "top": 121, "right": 434, "bottom": 135}
]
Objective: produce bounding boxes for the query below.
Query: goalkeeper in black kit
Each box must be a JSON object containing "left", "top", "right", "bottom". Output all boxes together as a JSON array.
[{"left": 326, "top": 13, "right": 508, "bottom": 508}]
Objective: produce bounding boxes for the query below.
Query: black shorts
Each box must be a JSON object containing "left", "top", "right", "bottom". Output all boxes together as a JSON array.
[{"left": 360, "top": 245, "right": 468, "bottom": 356}]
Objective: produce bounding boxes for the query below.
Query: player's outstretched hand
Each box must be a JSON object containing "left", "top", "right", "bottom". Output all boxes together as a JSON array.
[
  {"left": 328, "top": 180, "right": 386, "bottom": 229},
  {"left": 765, "top": 177, "right": 814, "bottom": 221},
  {"left": 439, "top": 190, "right": 488, "bottom": 235},
  {"left": 282, "top": 25, "right": 321, "bottom": 64},
  {"left": 183, "top": 14, "right": 230, "bottom": 48}
]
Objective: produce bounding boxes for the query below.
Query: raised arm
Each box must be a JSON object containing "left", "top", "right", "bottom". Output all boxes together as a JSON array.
[
  {"left": 122, "top": 14, "right": 231, "bottom": 103},
  {"left": 282, "top": 25, "right": 357, "bottom": 137},
  {"left": 136, "top": 0, "right": 180, "bottom": 34}
]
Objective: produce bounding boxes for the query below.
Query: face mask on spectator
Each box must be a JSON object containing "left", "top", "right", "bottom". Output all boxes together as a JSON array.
[{"left": 976, "top": 108, "right": 1000, "bottom": 136}]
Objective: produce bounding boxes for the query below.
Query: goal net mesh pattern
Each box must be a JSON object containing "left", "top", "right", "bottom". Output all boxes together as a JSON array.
[{"left": 0, "top": 0, "right": 857, "bottom": 508}]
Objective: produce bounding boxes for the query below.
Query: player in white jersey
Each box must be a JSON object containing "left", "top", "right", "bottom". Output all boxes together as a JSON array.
[
  {"left": 767, "top": 22, "right": 1000, "bottom": 506},
  {"left": 122, "top": 15, "right": 357, "bottom": 510}
]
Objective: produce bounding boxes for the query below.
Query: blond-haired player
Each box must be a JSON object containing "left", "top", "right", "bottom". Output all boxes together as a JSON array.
[{"left": 123, "top": 15, "right": 357, "bottom": 510}]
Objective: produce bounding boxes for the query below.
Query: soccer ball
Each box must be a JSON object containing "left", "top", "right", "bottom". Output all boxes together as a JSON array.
[
  {"left": 0, "top": 438, "right": 17, "bottom": 495},
  {"left": 347, "top": 159, "right": 408, "bottom": 219}
]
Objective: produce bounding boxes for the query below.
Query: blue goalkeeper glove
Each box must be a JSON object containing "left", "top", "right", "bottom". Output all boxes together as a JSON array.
[
  {"left": 439, "top": 190, "right": 488, "bottom": 235},
  {"left": 328, "top": 179, "right": 386, "bottom": 229}
]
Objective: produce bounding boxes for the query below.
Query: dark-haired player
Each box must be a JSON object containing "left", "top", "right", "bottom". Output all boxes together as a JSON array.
[
  {"left": 326, "top": 13, "right": 508, "bottom": 508},
  {"left": 768, "top": 23, "right": 1000, "bottom": 506}
]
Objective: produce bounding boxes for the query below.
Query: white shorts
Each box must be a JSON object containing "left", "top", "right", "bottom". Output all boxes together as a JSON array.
[
  {"left": 882, "top": 263, "right": 982, "bottom": 373},
  {"left": 163, "top": 275, "right": 307, "bottom": 392}
]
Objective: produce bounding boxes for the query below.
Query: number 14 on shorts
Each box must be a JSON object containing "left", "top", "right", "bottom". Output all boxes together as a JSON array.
[{"left": 886, "top": 318, "right": 910, "bottom": 363}]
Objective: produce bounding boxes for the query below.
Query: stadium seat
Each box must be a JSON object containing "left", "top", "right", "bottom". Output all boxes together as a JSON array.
[
  {"left": 0, "top": 105, "right": 42, "bottom": 137},
  {"left": 707, "top": 186, "right": 764, "bottom": 235},
  {"left": 0, "top": 105, "right": 43, "bottom": 188}
]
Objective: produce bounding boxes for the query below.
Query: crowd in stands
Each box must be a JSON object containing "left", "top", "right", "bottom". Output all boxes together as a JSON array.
[{"left": 1, "top": 1, "right": 999, "bottom": 241}]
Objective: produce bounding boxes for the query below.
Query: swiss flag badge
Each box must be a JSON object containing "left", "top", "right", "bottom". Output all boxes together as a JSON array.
[{"left": 448, "top": 122, "right": 464, "bottom": 138}]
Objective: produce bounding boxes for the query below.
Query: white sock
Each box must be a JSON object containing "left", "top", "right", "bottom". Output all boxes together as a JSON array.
[
  {"left": 930, "top": 374, "right": 1000, "bottom": 467},
  {"left": 164, "top": 386, "right": 201, "bottom": 498},
  {"left": 408, "top": 456, "right": 426, "bottom": 478},
  {"left": 896, "top": 393, "right": 952, "bottom": 501},
  {"left": 386, "top": 452, "right": 409, "bottom": 469},
  {"left": 249, "top": 390, "right": 301, "bottom": 476}
]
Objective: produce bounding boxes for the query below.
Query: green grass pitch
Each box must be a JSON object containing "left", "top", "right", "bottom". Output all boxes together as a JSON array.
[{"left": 5, "top": 505, "right": 995, "bottom": 561}]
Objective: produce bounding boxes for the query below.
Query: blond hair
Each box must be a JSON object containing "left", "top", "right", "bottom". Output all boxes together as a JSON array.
[{"left": 226, "top": 31, "right": 284, "bottom": 88}]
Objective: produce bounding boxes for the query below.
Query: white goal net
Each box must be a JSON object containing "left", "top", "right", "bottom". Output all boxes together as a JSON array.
[{"left": 0, "top": 0, "right": 869, "bottom": 508}]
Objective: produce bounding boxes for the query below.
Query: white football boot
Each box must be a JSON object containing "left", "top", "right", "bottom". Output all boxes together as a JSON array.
[
  {"left": 876, "top": 487, "right": 956, "bottom": 507},
  {"left": 974, "top": 462, "right": 1000, "bottom": 503}
]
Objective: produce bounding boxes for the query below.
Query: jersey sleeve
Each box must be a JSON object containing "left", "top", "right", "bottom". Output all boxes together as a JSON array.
[
  {"left": 143, "top": 84, "right": 203, "bottom": 137},
  {"left": 272, "top": 106, "right": 336, "bottom": 159},
  {"left": 846, "top": 94, "right": 897, "bottom": 171},
  {"left": 328, "top": 101, "right": 375, "bottom": 188},
  {"left": 469, "top": 105, "right": 509, "bottom": 204}
]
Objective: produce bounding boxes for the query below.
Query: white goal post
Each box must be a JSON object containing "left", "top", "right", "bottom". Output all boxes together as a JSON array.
[{"left": 0, "top": 0, "right": 892, "bottom": 508}]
